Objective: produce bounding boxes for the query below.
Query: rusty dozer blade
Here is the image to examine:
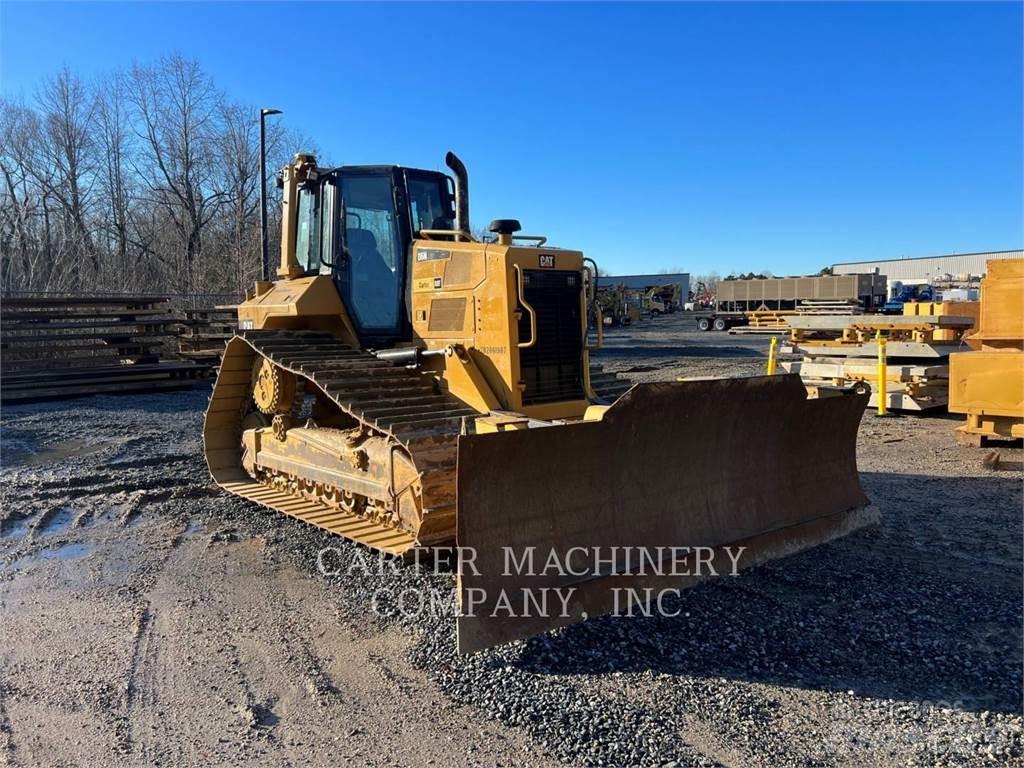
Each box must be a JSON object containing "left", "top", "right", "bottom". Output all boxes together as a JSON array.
[{"left": 455, "top": 374, "right": 878, "bottom": 654}]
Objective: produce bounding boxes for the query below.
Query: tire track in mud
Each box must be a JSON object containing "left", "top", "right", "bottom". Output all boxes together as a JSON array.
[
  {"left": 219, "top": 569, "right": 346, "bottom": 736},
  {"left": 11, "top": 478, "right": 204, "bottom": 507},
  {"left": 101, "top": 513, "right": 206, "bottom": 761},
  {"left": 219, "top": 638, "right": 280, "bottom": 738},
  {"left": 366, "top": 652, "right": 418, "bottom": 697},
  {"left": 112, "top": 604, "right": 155, "bottom": 756},
  {"left": 271, "top": 598, "right": 344, "bottom": 706},
  {"left": 104, "top": 453, "right": 198, "bottom": 472}
]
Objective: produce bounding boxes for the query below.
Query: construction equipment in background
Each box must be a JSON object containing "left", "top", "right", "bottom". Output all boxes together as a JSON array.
[
  {"left": 624, "top": 287, "right": 665, "bottom": 318},
  {"left": 605, "top": 273, "right": 688, "bottom": 313},
  {"left": 686, "top": 280, "right": 715, "bottom": 311},
  {"left": 612, "top": 286, "right": 671, "bottom": 321},
  {"left": 644, "top": 283, "right": 681, "bottom": 313},
  {"left": 203, "top": 149, "right": 876, "bottom": 653},
  {"left": 1, "top": 295, "right": 207, "bottom": 403},
  {"left": 595, "top": 283, "right": 632, "bottom": 326},
  {"left": 625, "top": 296, "right": 643, "bottom": 323},
  {"left": 781, "top": 303, "right": 979, "bottom": 412},
  {"left": 949, "top": 258, "right": 1024, "bottom": 445},
  {"left": 637, "top": 287, "right": 666, "bottom": 315}
]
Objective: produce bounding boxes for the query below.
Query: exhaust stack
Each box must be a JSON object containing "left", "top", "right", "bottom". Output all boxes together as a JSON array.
[{"left": 445, "top": 151, "right": 469, "bottom": 241}]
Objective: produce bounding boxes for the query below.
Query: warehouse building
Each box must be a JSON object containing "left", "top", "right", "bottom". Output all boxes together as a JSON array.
[{"left": 832, "top": 249, "right": 1022, "bottom": 291}]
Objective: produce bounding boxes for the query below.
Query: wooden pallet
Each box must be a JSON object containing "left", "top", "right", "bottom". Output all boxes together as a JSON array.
[{"left": 1, "top": 295, "right": 209, "bottom": 403}]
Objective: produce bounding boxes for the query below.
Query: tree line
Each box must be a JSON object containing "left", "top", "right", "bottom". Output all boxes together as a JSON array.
[{"left": 0, "top": 54, "right": 313, "bottom": 301}]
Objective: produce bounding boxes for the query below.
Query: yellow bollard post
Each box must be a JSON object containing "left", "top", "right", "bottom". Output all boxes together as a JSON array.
[
  {"left": 767, "top": 336, "right": 778, "bottom": 375},
  {"left": 875, "top": 329, "right": 888, "bottom": 417}
]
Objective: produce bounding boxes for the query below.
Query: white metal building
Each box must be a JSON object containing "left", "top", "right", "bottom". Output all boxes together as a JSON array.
[{"left": 832, "top": 249, "right": 1022, "bottom": 287}]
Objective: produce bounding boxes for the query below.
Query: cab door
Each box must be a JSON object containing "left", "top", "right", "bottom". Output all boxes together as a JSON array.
[{"left": 336, "top": 170, "right": 409, "bottom": 345}]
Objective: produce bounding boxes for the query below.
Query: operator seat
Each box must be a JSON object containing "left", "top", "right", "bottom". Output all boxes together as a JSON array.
[{"left": 345, "top": 227, "right": 398, "bottom": 328}]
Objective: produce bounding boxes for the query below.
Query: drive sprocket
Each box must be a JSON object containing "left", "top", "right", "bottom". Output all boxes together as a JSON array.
[{"left": 251, "top": 358, "right": 296, "bottom": 415}]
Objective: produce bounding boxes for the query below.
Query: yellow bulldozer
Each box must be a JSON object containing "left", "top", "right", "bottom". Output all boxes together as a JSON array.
[{"left": 204, "top": 151, "right": 877, "bottom": 652}]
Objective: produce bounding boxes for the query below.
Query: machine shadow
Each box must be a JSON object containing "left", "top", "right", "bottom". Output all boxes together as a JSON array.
[{"left": 507, "top": 472, "right": 1023, "bottom": 714}]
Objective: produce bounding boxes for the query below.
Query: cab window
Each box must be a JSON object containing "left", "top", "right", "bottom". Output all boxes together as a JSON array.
[
  {"left": 295, "top": 185, "right": 319, "bottom": 272},
  {"left": 408, "top": 176, "right": 453, "bottom": 234},
  {"left": 318, "top": 179, "right": 337, "bottom": 275},
  {"left": 341, "top": 174, "right": 403, "bottom": 332}
]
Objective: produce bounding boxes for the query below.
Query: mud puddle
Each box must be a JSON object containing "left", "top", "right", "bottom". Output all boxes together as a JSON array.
[
  {"left": 14, "top": 438, "right": 106, "bottom": 467},
  {"left": 1, "top": 541, "right": 94, "bottom": 571},
  {"left": 0, "top": 516, "right": 31, "bottom": 539}
]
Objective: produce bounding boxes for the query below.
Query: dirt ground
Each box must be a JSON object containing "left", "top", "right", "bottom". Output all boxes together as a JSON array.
[{"left": 1, "top": 313, "right": 1021, "bottom": 767}]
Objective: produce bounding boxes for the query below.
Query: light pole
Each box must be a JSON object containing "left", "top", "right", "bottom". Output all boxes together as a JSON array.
[{"left": 259, "top": 107, "right": 282, "bottom": 281}]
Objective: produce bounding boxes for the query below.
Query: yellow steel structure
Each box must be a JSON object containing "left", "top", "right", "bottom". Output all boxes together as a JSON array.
[
  {"left": 903, "top": 300, "right": 980, "bottom": 344},
  {"left": 766, "top": 336, "right": 778, "bottom": 375},
  {"left": 949, "top": 258, "right": 1024, "bottom": 445},
  {"left": 203, "top": 150, "right": 877, "bottom": 652},
  {"left": 875, "top": 330, "right": 887, "bottom": 417}
]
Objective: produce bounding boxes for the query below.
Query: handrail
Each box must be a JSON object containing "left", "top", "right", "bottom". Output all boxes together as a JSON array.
[
  {"left": 591, "top": 304, "right": 604, "bottom": 350},
  {"left": 583, "top": 257, "right": 603, "bottom": 350},
  {"left": 511, "top": 235, "right": 547, "bottom": 246},
  {"left": 417, "top": 229, "right": 479, "bottom": 243},
  {"left": 513, "top": 264, "right": 537, "bottom": 349}
]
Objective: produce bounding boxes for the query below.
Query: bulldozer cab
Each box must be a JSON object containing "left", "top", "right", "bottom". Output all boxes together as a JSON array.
[{"left": 294, "top": 165, "right": 456, "bottom": 346}]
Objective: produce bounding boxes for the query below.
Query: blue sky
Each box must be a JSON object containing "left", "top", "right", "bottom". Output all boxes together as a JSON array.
[{"left": 2, "top": 2, "right": 1021, "bottom": 276}]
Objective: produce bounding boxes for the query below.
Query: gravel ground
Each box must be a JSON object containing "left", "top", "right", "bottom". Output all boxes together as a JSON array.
[{"left": 1, "top": 313, "right": 1021, "bottom": 767}]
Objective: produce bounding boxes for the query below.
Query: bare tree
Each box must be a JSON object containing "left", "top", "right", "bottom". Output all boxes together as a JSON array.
[
  {"left": 32, "top": 67, "right": 100, "bottom": 283},
  {"left": 0, "top": 99, "right": 37, "bottom": 289},
  {"left": 95, "top": 73, "right": 136, "bottom": 290},
  {"left": 126, "top": 53, "right": 227, "bottom": 293},
  {"left": 0, "top": 55, "right": 325, "bottom": 301}
]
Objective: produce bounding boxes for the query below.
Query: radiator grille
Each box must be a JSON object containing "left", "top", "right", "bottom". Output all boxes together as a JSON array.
[{"left": 518, "top": 269, "right": 584, "bottom": 405}]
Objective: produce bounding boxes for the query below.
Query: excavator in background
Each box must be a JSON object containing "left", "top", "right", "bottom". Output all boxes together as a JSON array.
[{"left": 204, "top": 150, "right": 877, "bottom": 653}]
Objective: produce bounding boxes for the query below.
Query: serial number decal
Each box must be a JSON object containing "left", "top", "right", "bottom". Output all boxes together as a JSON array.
[
  {"left": 476, "top": 346, "right": 507, "bottom": 355},
  {"left": 417, "top": 248, "right": 451, "bottom": 262},
  {"left": 238, "top": 318, "right": 254, "bottom": 330},
  {"left": 539, "top": 254, "right": 555, "bottom": 268}
]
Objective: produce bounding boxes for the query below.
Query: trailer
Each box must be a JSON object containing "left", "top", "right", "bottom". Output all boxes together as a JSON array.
[
  {"left": 692, "top": 310, "right": 747, "bottom": 331},
  {"left": 715, "top": 273, "right": 887, "bottom": 312},
  {"left": 693, "top": 273, "right": 888, "bottom": 332}
]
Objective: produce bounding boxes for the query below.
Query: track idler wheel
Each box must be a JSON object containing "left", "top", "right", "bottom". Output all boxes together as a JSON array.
[{"left": 272, "top": 414, "right": 293, "bottom": 441}]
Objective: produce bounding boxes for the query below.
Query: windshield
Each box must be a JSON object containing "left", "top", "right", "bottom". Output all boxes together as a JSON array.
[{"left": 408, "top": 176, "right": 452, "bottom": 234}]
